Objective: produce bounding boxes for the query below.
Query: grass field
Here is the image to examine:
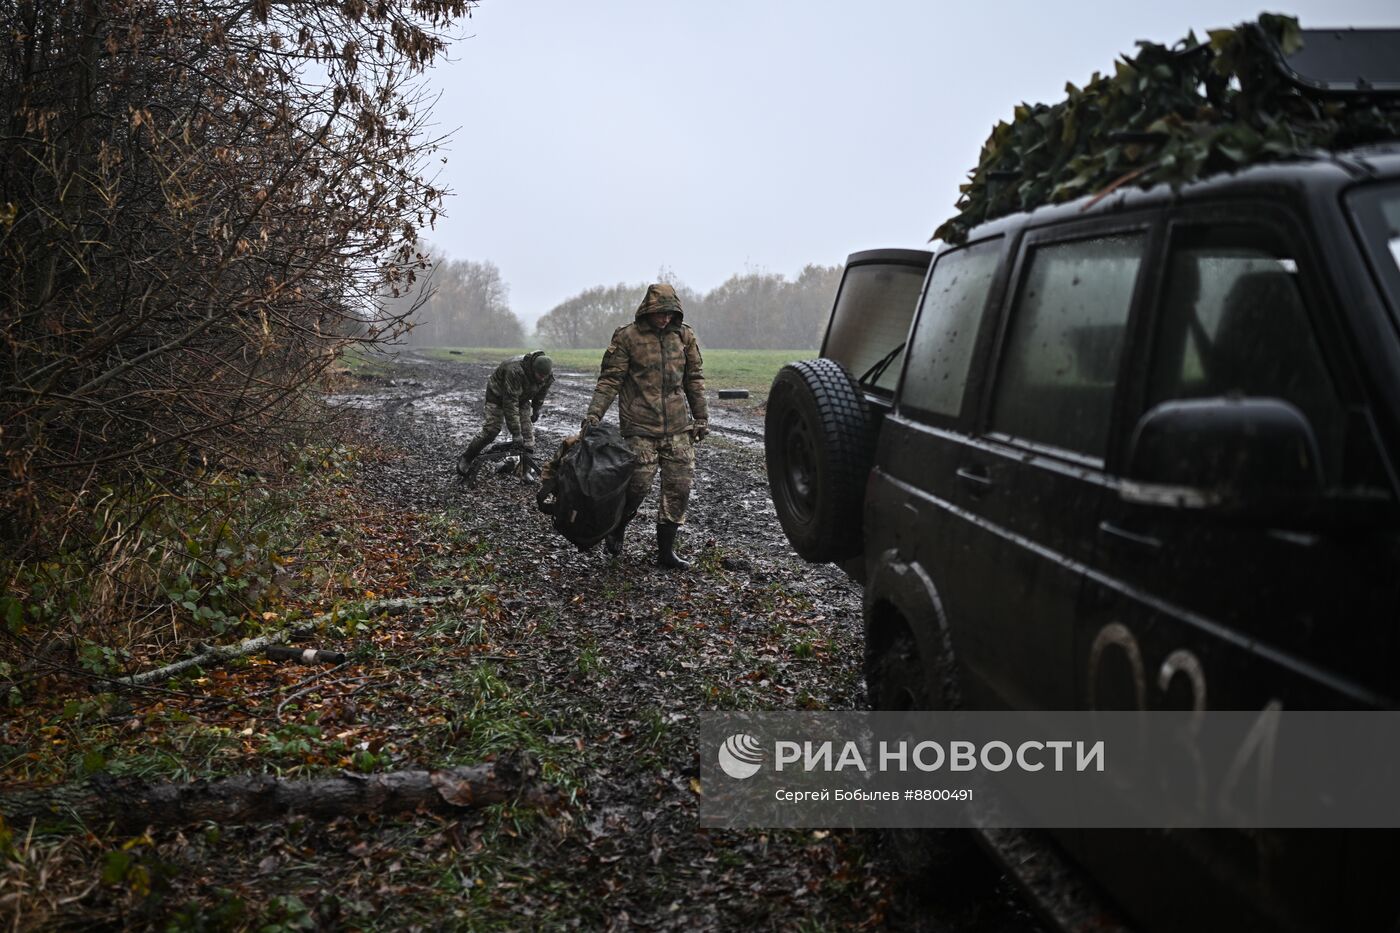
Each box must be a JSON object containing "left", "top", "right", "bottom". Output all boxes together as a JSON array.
[
  {"left": 336, "top": 344, "right": 395, "bottom": 377},
  {"left": 417, "top": 346, "right": 815, "bottom": 396}
]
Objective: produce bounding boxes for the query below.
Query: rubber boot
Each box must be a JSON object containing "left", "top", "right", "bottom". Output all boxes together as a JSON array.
[
  {"left": 456, "top": 435, "right": 491, "bottom": 477},
  {"left": 656, "top": 522, "right": 690, "bottom": 570},
  {"left": 605, "top": 515, "right": 632, "bottom": 556}
]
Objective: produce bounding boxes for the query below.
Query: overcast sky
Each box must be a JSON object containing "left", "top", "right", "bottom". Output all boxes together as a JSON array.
[{"left": 422, "top": 1, "right": 1396, "bottom": 324}]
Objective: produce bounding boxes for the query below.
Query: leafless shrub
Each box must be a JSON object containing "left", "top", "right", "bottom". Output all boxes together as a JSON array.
[{"left": 0, "top": 0, "right": 475, "bottom": 587}]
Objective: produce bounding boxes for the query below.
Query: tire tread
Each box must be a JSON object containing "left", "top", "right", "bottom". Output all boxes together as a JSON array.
[{"left": 765, "top": 358, "right": 875, "bottom": 562}]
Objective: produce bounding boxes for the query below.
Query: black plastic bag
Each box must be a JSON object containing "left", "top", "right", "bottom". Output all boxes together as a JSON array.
[{"left": 536, "top": 423, "right": 637, "bottom": 551}]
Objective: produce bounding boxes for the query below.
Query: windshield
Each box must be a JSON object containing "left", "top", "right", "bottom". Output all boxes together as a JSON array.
[
  {"left": 822, "top": 262, "right": 929, "bottom": 394},
  {"left": 1349, "top": 182, "right": 1400, "bottom": 325}
]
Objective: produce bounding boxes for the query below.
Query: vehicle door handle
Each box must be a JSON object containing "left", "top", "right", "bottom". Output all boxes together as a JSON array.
[
  {"left": 1097, "top": 520, "right": 1162, "bottom": 552},
  {"left": 955, "top": 466, "right": 993, "bottom": 494}
]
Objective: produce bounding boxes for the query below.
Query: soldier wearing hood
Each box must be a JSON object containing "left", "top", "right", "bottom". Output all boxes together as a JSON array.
[
  {"left": 458, "top": 350, "right": 554, "bottom": 474},
  {"left": 582, "top": 283, "right": 708, "bottom": 569}
]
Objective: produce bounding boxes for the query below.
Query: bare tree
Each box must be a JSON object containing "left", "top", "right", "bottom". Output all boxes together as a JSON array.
[
  {"left": 535, "top": 283, "right": 644, "bottom": 349},
  {"left": 534, "top": 266, "right": 842, "bottom": 350},
  {"left": 392, "top": 255, "right": 525, "bottom": 347},
  {"left": 1, "top": 0, "right": 476, "bottom": 558}
]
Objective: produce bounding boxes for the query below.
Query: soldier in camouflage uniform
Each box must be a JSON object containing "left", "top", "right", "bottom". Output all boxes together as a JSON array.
[
  {"left": 457, "top": 351, "right": 554, "bottom": 475},
  {"left": 582, "top": 283, "right": 707, "bottom": 569}
]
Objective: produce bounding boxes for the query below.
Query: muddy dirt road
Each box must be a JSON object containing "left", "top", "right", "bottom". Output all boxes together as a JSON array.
[{"left": 332, "top": 351, "right": 1043, "bottom": 931}]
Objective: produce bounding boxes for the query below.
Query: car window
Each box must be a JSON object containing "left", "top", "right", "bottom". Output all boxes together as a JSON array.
[
  {"left": 989, "top": 233, "right": 1145, "bottom": 459},
  {"left": 823, "top": 262, "right": 929, "bottom": 393},
  {"left": 1346, "top": 182, "right": 1400, "bottom": 329},
  {"left": 1145, "top": 227, "right": 1351, "bottom": 486},
  {"left": 900, "top": 239, "right": 1001, "bottom": 419}
]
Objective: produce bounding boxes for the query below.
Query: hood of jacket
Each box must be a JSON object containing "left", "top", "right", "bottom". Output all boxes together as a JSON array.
[
  {"left": 585, "top": 287, "right": 707, "bottom": 438},
  {"left": 634, "top": 283, "right": 684, "bottom": 326},
  {"left": 521, "top": 350, "right": 554, "bottom": 386}
]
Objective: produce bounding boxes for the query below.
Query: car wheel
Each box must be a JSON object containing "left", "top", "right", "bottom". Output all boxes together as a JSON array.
[
  {"left": 866, "top": 628, "right": 931, "bottom": 711},
  {"left": 866, "top": 627, "right": 977, "bottom": 881},
  {"left": 764, "top": 358, "right": 874, "bottom": 562}
]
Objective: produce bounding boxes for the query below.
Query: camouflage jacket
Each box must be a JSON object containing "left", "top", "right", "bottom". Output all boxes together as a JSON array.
[
  {"left": 486, "top": 352, "right": 553, "bottom": 437},
  {"left": 586, "top": 285, "right": 707, "bottom": 438}
]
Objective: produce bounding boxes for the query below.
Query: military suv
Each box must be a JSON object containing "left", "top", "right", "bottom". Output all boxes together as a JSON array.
[{"left": 765, "top": 111, "right": 1400, "bottom": 933}]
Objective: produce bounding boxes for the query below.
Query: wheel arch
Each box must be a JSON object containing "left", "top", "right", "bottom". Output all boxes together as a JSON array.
[{"left": 863, "top": 551, "right": 963, "bottom": 710}]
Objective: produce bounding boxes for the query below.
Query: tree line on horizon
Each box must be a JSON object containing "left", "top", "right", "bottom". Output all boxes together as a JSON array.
[
  {"left": 394, "top": 253, "right": 845, "bottom": 350},
  {"left": 391, "top": 257, "right": 526, "bottom": 347}
]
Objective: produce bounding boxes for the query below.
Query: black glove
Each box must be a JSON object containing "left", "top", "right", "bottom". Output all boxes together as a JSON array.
[
  {"left": 581, "top": 414, "right": 599, "bottom": 434},
  {"left": 531, "top": 405, "right": 541, "bottom": 424}
]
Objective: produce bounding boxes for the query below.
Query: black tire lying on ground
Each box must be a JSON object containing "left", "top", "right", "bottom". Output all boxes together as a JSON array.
[{"left": 764, "top": 358, "right": 875, "bottom": 563}]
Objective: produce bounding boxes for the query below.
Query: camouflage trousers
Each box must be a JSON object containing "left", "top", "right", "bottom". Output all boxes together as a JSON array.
[
  {"left": 624, "top": 431, "right": 695, "bottom": 525},
  {"left": 468, "top": 397, "right": 534, "bottom": 450}
]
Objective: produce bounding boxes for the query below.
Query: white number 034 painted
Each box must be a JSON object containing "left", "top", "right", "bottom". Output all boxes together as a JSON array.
[{"left": 1087, "top": 622, "right": 1283, "bottom": 822}]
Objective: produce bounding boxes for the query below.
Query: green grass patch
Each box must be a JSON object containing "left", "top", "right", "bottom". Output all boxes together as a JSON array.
[
  {"left": 417, "top": 346, "right": 601, "bottom": 373},
  {"left": 336, "top": 345, "right": 395, "bottom": 377},
  {"left": 418, "top": 347, "right": 814, "bottom": 396}
]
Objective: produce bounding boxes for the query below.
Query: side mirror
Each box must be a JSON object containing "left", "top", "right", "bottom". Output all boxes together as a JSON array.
[{"left": 1123, "top": 397, "right": 1324, "bottom": 510}]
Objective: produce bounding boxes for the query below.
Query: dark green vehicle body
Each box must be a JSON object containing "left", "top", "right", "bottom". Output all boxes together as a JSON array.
[{"left": 786, "top": 148, "right": 1400, "bottom": 930}]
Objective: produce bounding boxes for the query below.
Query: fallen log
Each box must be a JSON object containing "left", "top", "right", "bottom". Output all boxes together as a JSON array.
[
  {"left": 116, "top": 632, "right": 289, "bottom": 688},
  {"left": 0, "top": 754, "right": 555, "bottom": 833},
  {"left": 116, "top": 596, "right": 448, "bottom": 688}
]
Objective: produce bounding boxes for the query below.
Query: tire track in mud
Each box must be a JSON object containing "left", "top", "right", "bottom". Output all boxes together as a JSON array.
[{"left": 343, "top": 352, "right": 1045, "bottom": 932}]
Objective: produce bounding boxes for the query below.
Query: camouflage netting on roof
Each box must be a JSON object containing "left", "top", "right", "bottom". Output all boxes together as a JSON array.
[{"left": 935, "top": 14, "right": 1400, "bottom": 244}]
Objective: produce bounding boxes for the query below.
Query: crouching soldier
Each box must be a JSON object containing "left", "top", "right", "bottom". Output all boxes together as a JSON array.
[
  {"left": 457, "top": 351, "right": 554, "bottom": 475},
  {"left": 582, "top": 284, "right": 707, "bottom": 569}
]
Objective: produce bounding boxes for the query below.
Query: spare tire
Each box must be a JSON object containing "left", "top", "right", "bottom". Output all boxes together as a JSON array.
[{"left": 765, "top": 358, "right": 876, "bottom": 562}]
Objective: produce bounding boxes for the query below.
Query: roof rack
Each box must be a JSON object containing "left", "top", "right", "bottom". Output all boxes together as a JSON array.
[{"left": 1276, "top": 28, "right": 1400, "bottom": 96}]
